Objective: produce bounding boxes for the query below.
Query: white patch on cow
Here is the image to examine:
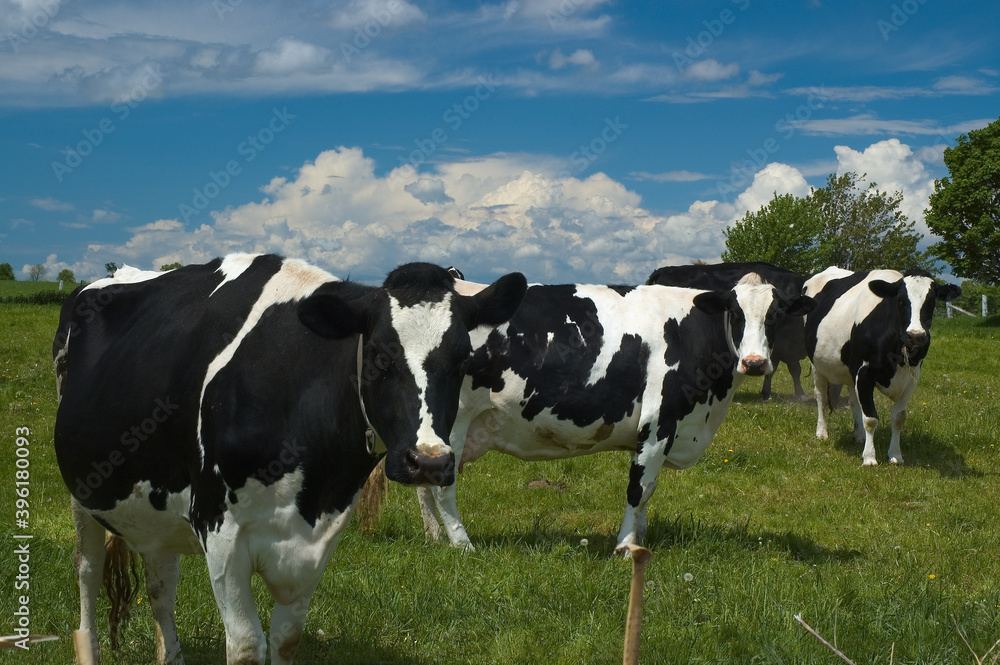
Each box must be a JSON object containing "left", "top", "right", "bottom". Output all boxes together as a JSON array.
[
  {"left": 211, "top": 253, "right": 266, "bottom": 296},
  {"left": 217, "top": 470, "right": 352, "bottom": 603},
  {"left": 452, "top": 278, "right": 488, "bottom": 297},
  {"left": 389, "top": 293, "right": 454, "bottom": 458},
  {"left": 198, "top": 257, "right": 337, "bottom": 468},
  {"left": 89, "top": 481, "right": 202, "bottom": 554},
  {"left": 82, "top": 264, "right": 165, "bottom": 292},
  {"left": 903, "top": 275, "right": 933, "bottom": 334},
  {"left": 731, "top": 276, "right": 779, "bottom": 375}
]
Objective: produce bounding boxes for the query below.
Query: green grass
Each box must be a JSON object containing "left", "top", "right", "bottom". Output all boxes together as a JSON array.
[{"left": 2, "top": 305, "right": 1000, "bottom": 664}]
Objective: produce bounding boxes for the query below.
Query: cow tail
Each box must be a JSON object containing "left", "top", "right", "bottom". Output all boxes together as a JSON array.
[
  {"left": 356, "top": 458, "right": 389, "bottom": 534},
  {"left": 103, "top": 534, "right": 140, "bottom": 649}
]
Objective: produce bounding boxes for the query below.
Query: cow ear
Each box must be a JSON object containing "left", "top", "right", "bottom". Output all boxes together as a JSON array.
[
  {"left": 868, "top": 279, "right": 903, "bottom": 299},
  {"left": 692, "top": 290, "right": 732, "bottom": 315},
  {"left": 461, "top": 272, "right": 528, "bottom": 329},
  {"left": 783, "top": 295, "right": 817, "bottom": 317},
  {"left": 298, "top": 292, "right": 367, "bottom": 340},
  {"left": 936, "top": 283, "right": 961, "bottom": 302}
]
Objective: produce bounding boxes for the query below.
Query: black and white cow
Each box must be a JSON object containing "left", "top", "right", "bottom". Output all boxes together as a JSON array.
[
  {"left": 804, "top": 266, "right": 960, "bottom": 466},
  {"left": 646, "top": 262, "right": 810, "bottom": 401},
  {"left": 52, "top": 254, "right": 526, "bottom": 665},
  {"left": 412, "top": 273, "right": 815, "bottom": 549}
]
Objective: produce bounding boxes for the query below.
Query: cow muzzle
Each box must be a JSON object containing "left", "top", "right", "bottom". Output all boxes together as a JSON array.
[
  {"left": 403, "top": 448, "right": 456, "bottom": 487},
  {"left": 739, "top": 354, "right": 771, "bottom": 376}
]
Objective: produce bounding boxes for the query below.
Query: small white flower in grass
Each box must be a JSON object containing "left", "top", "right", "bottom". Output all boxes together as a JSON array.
[
  {"left": 317, "top": 629, "right": 325, "bottom": 637},
  {"left": 683, "top": 572, "right": 694, "bottom": 582},
  {"left": 580, "top": 538, "right": 589, "bottom": 547}
]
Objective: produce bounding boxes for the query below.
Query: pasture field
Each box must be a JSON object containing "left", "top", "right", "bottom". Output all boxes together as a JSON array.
[{"left": 1, "top": 301, "right": 999, "bottom": 664}]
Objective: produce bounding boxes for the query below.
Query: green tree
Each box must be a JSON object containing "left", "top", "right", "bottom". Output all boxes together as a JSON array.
[
  {"left": 58, "top": 269, "right": 76, "bottom": 284},
  {"left": 28, "top": 264, "right": 47, "bottom": 281},
  {"left": 812, "top": 172, "right": 931, "bottom": 272},
  {"left": 105, "top": 262, "right": 118, "bottom": 277},
  {"left": 0, "top": 262, "right": 14, "bottom": 280},
  {"left": 925, "top": 117, "right": 1000, "bottom": 283},
  {"left": 160, "top": 262, "right": 182, "bottom": 271},
  {"left": 722, "top": 192, "right": 822, "bottom": 274}
]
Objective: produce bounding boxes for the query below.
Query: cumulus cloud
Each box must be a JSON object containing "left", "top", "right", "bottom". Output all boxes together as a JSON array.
[
  {"left": 73, "top": 147, "right": 824, "bottom": 283},
  {"left": 832, "top": 138, "right": 937, "bottom": 235}
]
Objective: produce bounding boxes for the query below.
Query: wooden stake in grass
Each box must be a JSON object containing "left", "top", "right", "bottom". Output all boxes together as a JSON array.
[{"left": 616, "top": 543, "right": 653, "bottom": 665}]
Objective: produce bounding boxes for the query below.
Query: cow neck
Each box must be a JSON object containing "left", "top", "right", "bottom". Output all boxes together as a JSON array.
[{"left": 356, "top": 334, "right": 388, "bottom": 456}]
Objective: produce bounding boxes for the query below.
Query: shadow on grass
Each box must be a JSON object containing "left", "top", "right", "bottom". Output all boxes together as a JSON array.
[
  {"left": 467, "top": 514, "right": 861, "bottom": 566},
  {"left": 644, "top": 514, "right": 862, "bottom": 565},
  {"left": 829, "top": 429, "right": 983, "bottom": 478}
]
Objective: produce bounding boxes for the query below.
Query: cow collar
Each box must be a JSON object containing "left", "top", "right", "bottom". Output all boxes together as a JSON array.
[{"left": 356, "top": 335, "right": 388, "bottom": 456}]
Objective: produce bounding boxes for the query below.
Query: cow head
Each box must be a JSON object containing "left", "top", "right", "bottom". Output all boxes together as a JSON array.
[
  {"left": 298, "top": 264, "right": 527, "bottom": 486},
  {"left": 693, "top": 273, "right": 816, "bottom": 376},
  {"left": 869, "top": 270, "right": 960, "bottom": 365}
]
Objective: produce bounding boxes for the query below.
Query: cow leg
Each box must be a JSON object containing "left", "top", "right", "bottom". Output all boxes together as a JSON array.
[
  {"left": 428, "top": 484, "right": 474, "bottom": 550},
  {"left": 887, "top": 373, "right": 918, "bottom": 465},
  {"left": 846, "top": 384, "right": 866, "bottom": 445},
  {"left": 760, "top": 373, "right": 773, "bottom": 402},
  {"left": 72, "top": 498, "right": 105, "bottom": 665},
  {"left": 854, "top": 365, "right": 880, "bottom": 467},
  {"left": 813, "top": 371, "right": 831, "bottom": 439},
  {"left": 416, "top": 487, "right": 444, "bottom": 542},
  {"left": 787, "top": 359, "right": 807, "bottom": 400},
  {"left": 142, "top": 552, "right": 184, "bottom": 664},
  {"left": 269, "top": 596, "right": 312, "bottom": 665},
  {"left": 617, "top": 425, "right": 667, "bottom": 548},
  {"left": 204, "top": 535, "right": 266, "bottom": 665}
]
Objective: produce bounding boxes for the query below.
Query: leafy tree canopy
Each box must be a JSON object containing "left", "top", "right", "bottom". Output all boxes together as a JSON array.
[
  {"left": 58, "top": 268, "right": 76, "bottom": 284},
  {"left": 0, "top": 262, "right": 14, "bottom": 280},
  {"left": 723, "top": 171, "right": 931, "bottom": 275},
  {"left": 926, "top": 116, "right": 1000, "bottom": 284},
  {"left": 160, "top": 262, "right": 183, "bottom": 271}
]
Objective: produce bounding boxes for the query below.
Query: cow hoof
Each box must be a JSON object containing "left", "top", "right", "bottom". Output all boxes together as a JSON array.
[
  {"left": 815, "top": 432, "right": 828, "bottom": 440},
  {"left": 888, "top": 457, "right": 903, "bottom": 465},
  {"left": 862, "top": 458, "right": 878, "bottom": 467}
]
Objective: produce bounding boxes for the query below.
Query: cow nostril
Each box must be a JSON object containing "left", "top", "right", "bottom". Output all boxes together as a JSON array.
[{"left": 405, "top": 449, "right": 421, "bottom": 475}]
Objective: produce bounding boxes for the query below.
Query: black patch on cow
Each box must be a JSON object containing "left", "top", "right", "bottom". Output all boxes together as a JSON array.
[
  {"left": 382, "top": 262, "right": 455, "bottom": 307},
  {"left": 148, "top": 487, "right": 167, "bottom": 511},
  {"left": 626, "top": 463, "right": 645, "bottom": 507},
  {"left": 465, "top": 285, "right": 648, "bottom": 429},
  {"left": 609, "top": 285, "right": 635, "bottom": 296},
  {"left": 657, "top": 310, "right": 735, "bottom": 451}
]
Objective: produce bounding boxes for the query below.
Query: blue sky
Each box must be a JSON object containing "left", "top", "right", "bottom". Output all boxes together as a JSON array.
[{"left": 1, "top": 0, "right": 997, "bottom": 284}]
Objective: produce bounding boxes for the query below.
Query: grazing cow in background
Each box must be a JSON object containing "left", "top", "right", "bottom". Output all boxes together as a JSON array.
[
  {"left": 804, "top": 266, "right": 960, "bottom": 466},
  {"left": 402, "top": 273, "right": 815, "bottom": 550},
  {"left": 53, "top": 254, "right": 526, "bottom": 665},
  {"left": 646, "top": 262, "right": 810, "bottom": 401}
]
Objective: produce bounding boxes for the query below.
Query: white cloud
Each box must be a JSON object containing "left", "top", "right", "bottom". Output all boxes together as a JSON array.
[
  {"left": 832, "top": 138, "right": 937, "bottom": 235},
  {"left": 792, "top": 113, "right": 994, "bottom": 137},
  {"left": 628, "top": 170, "right": 713, "bottom": 183},
  {"left": 255, "top": 38, "right": 330, "bottom": 76},
  {"left": 683, "top": 59, "right": 739, "bottom": 82},
  {"left": 327, "top": 0, "right": 426, "bottom": 30},
  {"left": 549, "top": 48, "right": 598, "bottom": 70},
  {"left": 30, "top": 197, "right": 73, "bottom": 211}
]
